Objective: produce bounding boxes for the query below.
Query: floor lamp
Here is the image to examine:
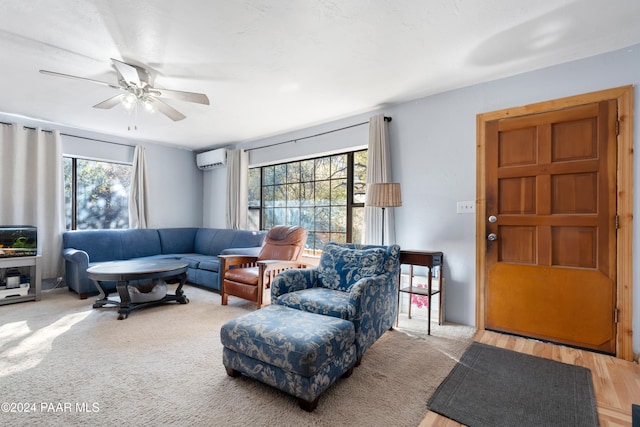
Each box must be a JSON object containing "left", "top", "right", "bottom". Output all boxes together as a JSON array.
[{"left": 366, "top": 182, "right": 402, "bottom": 245}]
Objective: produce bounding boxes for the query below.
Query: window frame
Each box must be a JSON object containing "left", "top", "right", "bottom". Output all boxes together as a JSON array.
[
  {"left": 248, "top": 149, "right": 367, "bottom": 253},
  {"left": 64, "top": 156, "right": 133, "bottom": 230}
]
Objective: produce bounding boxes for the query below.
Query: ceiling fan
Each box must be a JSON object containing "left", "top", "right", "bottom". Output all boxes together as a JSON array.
[{"left": 39, "top": 58, "right": 209, "bottom": 122}]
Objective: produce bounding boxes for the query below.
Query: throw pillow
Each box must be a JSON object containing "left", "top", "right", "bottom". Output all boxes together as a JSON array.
[{"left": 318, "top": 244, "right": 386, "bottom": 292}]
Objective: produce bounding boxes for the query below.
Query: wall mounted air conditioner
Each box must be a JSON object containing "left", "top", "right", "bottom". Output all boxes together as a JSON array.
[{"left": 196, "top": 148, "right": 227, "bottom": 170}]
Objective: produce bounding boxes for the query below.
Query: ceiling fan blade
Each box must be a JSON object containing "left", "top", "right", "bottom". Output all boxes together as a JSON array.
[
  {"left": 39, "top": 69, "right": 120, "bottom": 89},
  {"left": 147, "top": 97, "right": 186, "bottom": 121},
  {"left": 111, "top": 58, "right": 141, "bottom": 87},
  {"left": 149, "top": 88, "right": 210, "bottom": 105},
  {"left": 93, "top": 94, "right": 127, "bottom": 109}
]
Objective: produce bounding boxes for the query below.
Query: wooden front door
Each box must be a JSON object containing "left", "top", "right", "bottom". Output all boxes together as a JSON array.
[{"left": 484, "top": 100, "right": 618, "bottom": 354}]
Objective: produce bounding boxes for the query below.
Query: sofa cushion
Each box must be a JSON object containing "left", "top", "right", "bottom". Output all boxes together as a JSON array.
[
  {"left": 195, "top": 228, "right": 266, "bottom": 256},
  {"left": 194, "top": 228, "right": 223, "bottom": 255},
  {"left": 158, "top": 228, "right": 198, "bottom": 254},
  {"left": 225, "top": 266, "right": 259, "bottom": 285},
  {"left": 276, "top": 288, "right": 355, "bottom": 320},
  {"left": 220, "top": 246, "right": 262, "bottom": 257},
  {"left": 229, "top": 229, "right": 267, "bottom": 252},
  {"left": 174, "top": 254, "right": 211, "bottom": 269},
  {"left": 318, "top": 243, "right": 386, "bottom": 292},
  {"left": 197, "top": 257, "right": 220, "bottom": 272},
  {"left": 63, "top": 230, "right": 124, "bottom": 262},
  {"left": 121, "top": 229, "right": 162, "bottom": 259}
]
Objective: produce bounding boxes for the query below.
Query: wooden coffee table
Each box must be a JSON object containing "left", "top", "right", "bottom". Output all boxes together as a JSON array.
[{"left": 87, "top": 259, "right": 189, "bottom": 319}]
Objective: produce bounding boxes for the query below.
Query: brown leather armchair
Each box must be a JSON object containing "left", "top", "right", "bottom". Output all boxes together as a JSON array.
[{"left": 220, "top": 226, "right": 308, "bottom": 308}]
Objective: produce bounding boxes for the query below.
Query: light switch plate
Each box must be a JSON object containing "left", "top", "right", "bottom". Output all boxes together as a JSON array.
[{"left": 457, "top": 201, "right": 476, "bottom": 214}]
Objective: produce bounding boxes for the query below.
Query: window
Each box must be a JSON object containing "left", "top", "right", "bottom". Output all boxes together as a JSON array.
[
  {"left": 248, "top": 149, "right": 367, "bottom": 254},
  {"left": 63, "top": 157, "right": 132, "bottom": 230}
]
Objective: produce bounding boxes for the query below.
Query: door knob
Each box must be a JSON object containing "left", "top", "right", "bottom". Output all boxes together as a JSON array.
[{"left": 487, "top": 233, "right": 498, "bottom": 241}]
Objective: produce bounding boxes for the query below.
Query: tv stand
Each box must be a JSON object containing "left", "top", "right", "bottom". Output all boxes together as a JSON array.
[{"left": 0, "top": 255, "right": 41, "bottom": 305}]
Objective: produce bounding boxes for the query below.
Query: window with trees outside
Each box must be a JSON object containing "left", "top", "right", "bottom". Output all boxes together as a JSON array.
[
  {"left": 63, "top": 157, "right": 132, "bottom": 230},
  {"left": 248, "top": 149, "right": 367, "bottom": 255}
]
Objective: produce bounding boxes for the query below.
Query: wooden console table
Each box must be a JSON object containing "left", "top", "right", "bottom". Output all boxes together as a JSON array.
[{"left": 397, "top": 250, "right": 444, "bottom": 335}]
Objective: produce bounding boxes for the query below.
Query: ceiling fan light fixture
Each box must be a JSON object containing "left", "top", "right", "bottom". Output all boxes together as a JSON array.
[
  {"left": 143, "top": 99, "right": 156, "bottom": 113},
  {"left": 40, "top": 58, "right": 208, "bottom": 124},
  {"left": 122, "top": 93, "right": 137, "bottom": 109}
]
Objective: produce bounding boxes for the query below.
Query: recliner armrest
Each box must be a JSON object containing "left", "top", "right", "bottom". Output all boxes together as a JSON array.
[
  {"left": 257, "top": 260, "right": 309, "bottom": 286},
  {"left": 257, "top": 259, "right": 308, "bottom": 272},
  {"left": 218, "top": 254, "right": 259, "bottom": 270},
  {"left": 220, "top": 246, "right": 262, "bottom": 257}
]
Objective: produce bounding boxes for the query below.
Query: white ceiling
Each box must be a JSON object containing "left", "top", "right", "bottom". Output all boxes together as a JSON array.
[{"left": 1, "top": 0, "right": 640, "bottom": 151}]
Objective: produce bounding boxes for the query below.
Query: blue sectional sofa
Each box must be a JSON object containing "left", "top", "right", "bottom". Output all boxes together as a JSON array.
[{"left": 62, "top": 228, "right": 266, "bottom": 299}]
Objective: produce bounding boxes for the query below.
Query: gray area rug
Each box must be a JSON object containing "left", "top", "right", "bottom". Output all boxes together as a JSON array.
[
  {"left": 427, "top": 341, "right": 599, "bottom": 427},
  {"left": 0, "top": 285, "right": 474, "bottom": 426}
]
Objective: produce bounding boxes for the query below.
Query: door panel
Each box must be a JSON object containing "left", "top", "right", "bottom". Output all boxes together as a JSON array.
[
  {"left": 487, "top": 264, "right": 615, "bottom": 352},
  {"left": 485, "top": 100, "right": 617, "bottom": 354},
  {"left": 499, "top": 226, "right": 536, "bottom": 264}
]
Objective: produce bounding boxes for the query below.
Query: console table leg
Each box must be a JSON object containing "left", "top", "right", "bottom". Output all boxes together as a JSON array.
[
  {"left": 427, "top": 271, "right": 433, "bottom": 336},
  {"left": 407, "top": 265, "right": 413, "bottom": 320}
]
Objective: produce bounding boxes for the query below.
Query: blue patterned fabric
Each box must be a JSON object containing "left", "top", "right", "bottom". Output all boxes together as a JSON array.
[
  {"left": 220, "top": 305, "right": 357, "bottom": 403},
  {"left": 318, "top": 243, "right": 386, "bottom": 291},
  {"left": 272, "top": 243, "right": 401, "bottom": 360},
  {"left": 223, "top": 346, "right": 356, "bottom": 403},
  {"left": 276, "top": 288, "right": 354, "bottom": 319},
  {"left": 221, "top": 305, "right": 355, "bottom": 376},
  {"left": 270, "top": 268, "right": 319, "bottom": 296}
]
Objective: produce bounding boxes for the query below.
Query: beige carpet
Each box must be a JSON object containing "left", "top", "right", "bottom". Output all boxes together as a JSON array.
[{"left": 0, "top": 285, "right": 474, "bottom": 427}]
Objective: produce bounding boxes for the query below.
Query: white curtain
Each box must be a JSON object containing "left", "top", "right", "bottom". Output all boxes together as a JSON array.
[
  {"left": 364, "top": 114, "right": 395, "bottom": 245},
  {"left": 128, "top": 145, "right": 149, "bottom": 229},
  {"left": 226, "top": 149, "right": 248, "bottom": 229},
  {"left": 0, "top": 123, "right": 64, "bottom": 279}
]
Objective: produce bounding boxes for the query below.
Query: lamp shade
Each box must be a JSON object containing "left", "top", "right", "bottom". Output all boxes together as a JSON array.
[{"left": 365, "top": 183, "right": 402, "bottom": 207}]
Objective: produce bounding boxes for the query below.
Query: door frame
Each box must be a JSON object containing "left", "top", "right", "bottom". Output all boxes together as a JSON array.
[{"left": 475, "top": 86, "right": 634, "bottom": 360}]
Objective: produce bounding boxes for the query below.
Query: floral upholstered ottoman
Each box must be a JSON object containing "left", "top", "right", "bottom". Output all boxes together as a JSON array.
[{"left": 220, "top": 304, "right": 357, "bottom": 411}]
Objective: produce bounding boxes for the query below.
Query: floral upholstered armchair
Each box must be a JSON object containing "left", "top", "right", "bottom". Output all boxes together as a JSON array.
[{"left": 271, "top": 242, "right": 401, "bottom": 364}]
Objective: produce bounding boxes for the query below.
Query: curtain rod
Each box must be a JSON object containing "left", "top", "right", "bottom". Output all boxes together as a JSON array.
[
  {"left": 244, "top": 116, "right": 391, "bottom": 152},
  {"left": 60, "top": 132, "right": 136, "bottom": 148},
  {"left": 0, "top": 121, "right": 136, "bottom": 148},
  {"left": 0, "top": 121, "right": 53, "bottom": 133}
]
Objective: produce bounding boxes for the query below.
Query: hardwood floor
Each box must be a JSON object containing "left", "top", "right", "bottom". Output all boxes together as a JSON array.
[{"left": 419, "top": 329, "right": 640, "bottom": 427}]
